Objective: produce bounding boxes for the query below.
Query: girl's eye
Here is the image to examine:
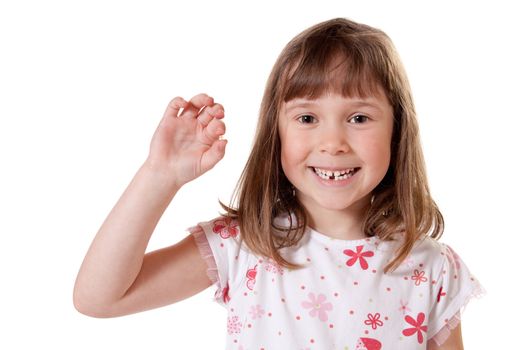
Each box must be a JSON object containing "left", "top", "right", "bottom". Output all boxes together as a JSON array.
[
  {"left": 297, "top": 114, "right": 317, "bottom": 124},
  {"left": 350, "top": 114, "right": 369, "bottom": 124}
]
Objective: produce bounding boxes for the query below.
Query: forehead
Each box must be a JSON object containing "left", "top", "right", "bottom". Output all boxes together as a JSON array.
[{"left": 283, "top": 88, "right": 392, "bottom": 114}]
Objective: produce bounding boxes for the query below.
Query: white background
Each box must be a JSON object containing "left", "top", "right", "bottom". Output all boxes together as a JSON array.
[{"left": 1, "top": 0, "right": 523, "bottom": 348}]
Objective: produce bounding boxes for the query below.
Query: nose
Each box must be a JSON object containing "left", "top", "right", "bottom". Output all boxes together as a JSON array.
[{"left": 318, "top": 125, "right": 351, "bottom": 155}]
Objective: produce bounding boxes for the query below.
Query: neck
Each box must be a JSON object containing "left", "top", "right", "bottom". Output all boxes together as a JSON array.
[{"left": 302, "top": 195, "right": 371, "bottom": 241}]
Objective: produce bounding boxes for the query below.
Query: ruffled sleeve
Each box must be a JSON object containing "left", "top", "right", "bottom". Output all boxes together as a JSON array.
[
  {"left": 188, "top": 216, "right": 246, "bottom": 308},
  {"left": 190, "top": 225, "right": 220, "bottom": 286},
  {"left": 427, "top": 244, "right": 486, "bottom": 346}
]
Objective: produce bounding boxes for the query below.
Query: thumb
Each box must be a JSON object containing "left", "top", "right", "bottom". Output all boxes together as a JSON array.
[{"left": 201, "top": 139, "right": 227, "bottom": 173}]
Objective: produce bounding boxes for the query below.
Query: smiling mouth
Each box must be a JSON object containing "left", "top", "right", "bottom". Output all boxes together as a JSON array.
[{"left": 310, "top": 167, "right": 361, "bottom": 180}]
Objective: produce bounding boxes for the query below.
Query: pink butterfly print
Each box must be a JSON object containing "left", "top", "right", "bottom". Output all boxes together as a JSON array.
[
  {"left": 212, "top": 217, "right": 239, "bottom": 239},
  {"left": 246, "top": 264, "right": 257, "bottom": 290},
  {"left": 402, "top": 312, "right": 428, "bottom": 344},
  {"left": 399, "top": 299, "right": 412, "bottom": 314},
  {"left": 343, "top": 245, "right": 374, "bottom": 270},
  {"left": 356, "top": 337, "right": 382, "bottom": 350}
]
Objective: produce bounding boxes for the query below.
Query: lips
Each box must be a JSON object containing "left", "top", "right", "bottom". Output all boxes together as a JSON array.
[{"left": 310, "top": 167, "right": 361, "bottom": 180}]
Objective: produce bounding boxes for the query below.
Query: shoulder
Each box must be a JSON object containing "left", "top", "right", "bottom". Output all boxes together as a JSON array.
[
  {"left": 409, "top": 235, "right": 451, "bottom": 267},
  {"left": 380, "top": 235, "right": 454, "bottom": 278},
  {"left": 190, "top": 215, "right": 257, "bottom": 256},
  {"left": 194, "top": 215, "right": 241, "bottom": 241},
  {"left": 188, "top": 216, "right": 243, "bottom": 259},
  {"left": 407, "top": 236, "right": 482, "bottom": 292}
]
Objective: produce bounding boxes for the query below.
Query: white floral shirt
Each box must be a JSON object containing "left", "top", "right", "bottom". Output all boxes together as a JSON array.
[{"left": 189, "top": 215, "right": 484, "bottom": 350}]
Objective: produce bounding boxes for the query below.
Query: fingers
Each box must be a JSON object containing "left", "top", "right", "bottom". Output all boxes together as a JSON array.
[
  {"left": 180, "top": 93, "right": 215, "bottom": 119},
  {"left": 203, "top": 117, "right": 226, "bottom": 141},
  {"left": 163, "top": 96, "right": 188, "bottom": 119},
  {"left": 201, "top": 139, "right": 228, "bottom": 173},
  {"left": 165, "top": 93, "right": 223, "bottom": 123},
  {"left": 197, "top": 104, "right": 224, "bottom": 126}
]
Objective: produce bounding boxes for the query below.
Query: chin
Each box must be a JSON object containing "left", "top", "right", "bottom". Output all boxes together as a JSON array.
[{"left": 314, "top": 197, "right": 361, "bottom": 211}]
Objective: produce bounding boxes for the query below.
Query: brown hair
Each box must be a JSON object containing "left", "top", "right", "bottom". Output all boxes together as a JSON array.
[{"left": 221, "top": 17, "right": 443, "bottom": 273}]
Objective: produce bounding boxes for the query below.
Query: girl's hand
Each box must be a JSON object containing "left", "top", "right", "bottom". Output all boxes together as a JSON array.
[{"left": 146, "top": 93, "right": 227, "bottom": 187}]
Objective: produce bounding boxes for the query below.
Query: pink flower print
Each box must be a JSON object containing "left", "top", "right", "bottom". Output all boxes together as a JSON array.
[
  {"left": 246, "top": 264, "right": 257, "bottom": 290},
  {"left": 227, "top": 315, "right": 242, "bottom": 335},
  {"left": 264, "top": 259, "right": 284, "bottom": 275},
  {"left": 301, "top": 292, "right": 333, "bottom": 322},
  {"left": 364, "top": 313, "right": 384, "bottom": 330},
  {"left": 343, "top": 245, "right": 374, "bottom": 270},
  {"left": 212, "top": 217, "right": 239, "bottom": 239},
  {"left": 399, "top": 300, "right": 411, "bottom": 314},
  {"left": 356, "top": 337, "right": 382, "bottom": 350},
  {"left": 402, "top": 312, "right": 428, "bottom": 344},
  {"left": 411, "top": 269, "right": 428, "bottom": 286},
  {"left": 249, "top": 304, "right": 264, "bottom": 319}
]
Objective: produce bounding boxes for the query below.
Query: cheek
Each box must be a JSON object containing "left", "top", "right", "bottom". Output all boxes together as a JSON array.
[
  {"left": 359, "top": 134, "right": 392, "bottom": 171},
  {"left": 279, "top": 127, "right": 293, "bottom": 175},
  {"left": 280, "top": 129, "right": 307, "bottom": 167}
]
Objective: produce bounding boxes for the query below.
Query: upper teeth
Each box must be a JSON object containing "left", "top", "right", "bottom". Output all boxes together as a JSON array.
[{"left": 313, "top": 167, "right": 357, "bottom": 180}]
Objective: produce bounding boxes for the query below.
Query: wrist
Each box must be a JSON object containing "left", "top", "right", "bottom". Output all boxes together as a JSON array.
[{"left": 140, "top": 159, "right": 183, "bottom": 192}]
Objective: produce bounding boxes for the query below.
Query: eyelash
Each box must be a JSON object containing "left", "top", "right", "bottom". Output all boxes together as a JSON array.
[{"left": 296, "top": 114, "right": 369, "bottom": 124}]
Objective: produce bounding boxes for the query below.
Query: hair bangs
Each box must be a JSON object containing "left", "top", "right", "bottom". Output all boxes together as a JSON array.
[{"left": 282, "top": 45, "right": 383, "bottom": 102}]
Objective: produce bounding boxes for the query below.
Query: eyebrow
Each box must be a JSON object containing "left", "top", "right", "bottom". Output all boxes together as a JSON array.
[
  {"left": 284, "top": 101, "right": 319, "bottom": 112},
  {"left": 284, "top": 99, "right": 383, "bottom": 113}
]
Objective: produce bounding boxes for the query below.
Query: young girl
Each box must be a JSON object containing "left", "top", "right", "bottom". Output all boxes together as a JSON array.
[{"left": 74, "top": 18, "right": 484, "bottom": 349}]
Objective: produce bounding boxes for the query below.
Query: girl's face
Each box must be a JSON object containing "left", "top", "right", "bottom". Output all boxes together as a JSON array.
[{"left": 278, "top": 88, "right": 394, "bottom": 218}]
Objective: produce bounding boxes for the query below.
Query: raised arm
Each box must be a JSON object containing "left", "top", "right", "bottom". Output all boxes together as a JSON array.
[{"left": 73, "top": 93, "right": 226, "bottom": 317}]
